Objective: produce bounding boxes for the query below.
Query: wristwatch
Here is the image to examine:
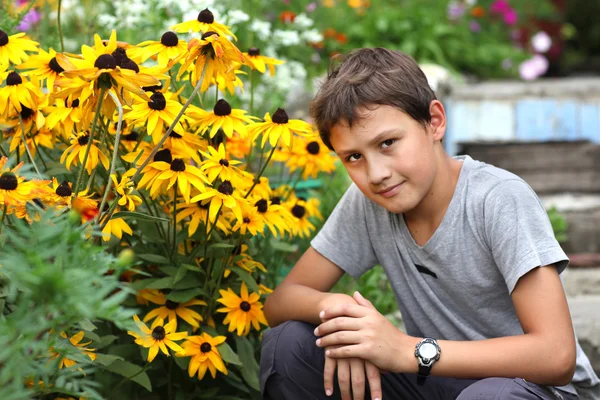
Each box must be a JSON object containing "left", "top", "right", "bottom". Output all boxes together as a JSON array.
[{"left": 414, "top": 337, "right": 441, "bottom": 385}]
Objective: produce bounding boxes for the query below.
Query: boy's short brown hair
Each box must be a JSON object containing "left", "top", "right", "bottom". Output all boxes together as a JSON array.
[{"left": 309, "top": 48, "right": 436, "bottom": 150}]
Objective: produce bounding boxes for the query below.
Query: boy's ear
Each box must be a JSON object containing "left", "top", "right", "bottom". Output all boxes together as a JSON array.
[{"left": 428, "top": 100, "right": 446, "bottom": 142}]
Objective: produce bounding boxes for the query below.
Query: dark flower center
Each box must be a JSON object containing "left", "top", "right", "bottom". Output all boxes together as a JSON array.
[
  {"left": 219, "top": 159, "right": 229, "bottom": 167},
  {"left": 6, "top": 72, "right": 22, "bottom": 86},
  {"left": 217, "top": 180, "right": 233, "bottom": 195},
  {"left": 306, "top": 141, "right": 320, "bottom": 155},
  {"left": 0, "top": 172, "right": 18, "bottom": 190},
  {"left": 143, "top": 83, "right": 163, "bottom": 92},
  {"left": 165, "top": 300, "right": 179, "bottom": 310},
  {"left": 148, "top": 92, "right": 166, "bottom": 110},
  {"left": 210, "top": 129, "right": 225, "bottom": 147},
  {"left": 169, "top": 131, "right": 182, "bottom": 138},
  {"left": 292, "top": 204, "right": 306, "bottom": 219},
  {"left": 248, "top": 47, "right": 260, "bottom": 56},
  {"left": 20, "top": 106, "right": 34, "bottom": 120},
  {"left": 161, "top": 31, "right": 179, "bottom": 47},
  {"left": 170, "top": 158, "right": 186, "bottom": 172},
  {"left": 197, "top": 8, "right": 215, "bottom": 23},
  {"left": 272, "top": 108, "right": 289, "bottom": 124},
  {"left": 270, "top": 196, "right": 281, "bottom": 205},
  {"left": 77, "top": 133, "right": 90, "bottom": 146},
  {"left": 0, "top": 30, "right": 8, "bottom": 46},
  {"left": 70, "top": 98, "right": 80, "bottom": 108},
  {"left": 120, "top": 57, "right": 140, "bottom": 73},
  {"left": 297, "top": 196, "right": 306, "bottom": 201},
  {"left": 243, "top": 217, "right": 250, "bottom": 223},
  {"left": 201, "top": 31, "right": 218, "bottom": 40},
  {"left": 94, "top": 54, "right": 117, "bottom": 70},
  {"left": 255, "top": 199, "right": 268, "bottom": 213},
  {"left": 56, "top": 181, "right": 72, "bottom": 197},
  {"left": 49, "top": 57, "right": 64, "bottom": 73},
  {"left": 232, "top": 244, "right": 242, "bottom": 256},
  {"left": 197, "top": 201, "right": 210, "bottom": 209},
  {"left": 213, "top": 99, "right": 232, "bottom": 116},
  {"left": 122, "top": 131, "right": 138, "bottom": 141},
  {"left": 154, "top": 148, "right": 172, "bottom": 163},
  {"left": 32, "top": 198, "right": 45, "bottom": 209},
  {"left": 240, "top": 301, "right": 251, "bottom": 312},
  {"left": 200, "top": 342, "right": 212, "bottom": 353},
  {"left": 152, "top": 326, "right": 166, "bottom": 340},
  {"left": 111, "top": 48, "right": 128, "bottom": 66}
]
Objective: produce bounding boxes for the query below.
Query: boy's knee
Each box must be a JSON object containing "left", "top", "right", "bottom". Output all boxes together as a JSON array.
[{"left": 457, "top": 377, "right": 551, "bottom": 400}]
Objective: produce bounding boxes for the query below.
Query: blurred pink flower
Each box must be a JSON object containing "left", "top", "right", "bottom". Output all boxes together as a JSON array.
[
  {"left": 306, "top": 2, "right": 317, "bottom": 12},
  {"left": 447, "top": 2, "right": 465, "bottom": 20},
  {"left": 282, "top": 0, "right": 290, "bottom": 4},
  {"left": 490, "top": 0, "right": 510, "bottom": 14},
  {"left": 17, "top": 8, "right": 41, "bottom": 31},
  {"left": 469, "top": 21, "right": 481, "bottom": 32},
  {"left": 531, "top": 31, "right": 552, "bottom": 53},
  {"left": 503, "top": 9, "right": 517, "bottom": 25},
  {"left": 519, "top": 54, "right": 549, "bottom": 81}
]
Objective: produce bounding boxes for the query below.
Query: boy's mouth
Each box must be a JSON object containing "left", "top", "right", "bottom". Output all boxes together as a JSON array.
[{"left": 376, "top": 182, "right": 405, "bottom": 197}]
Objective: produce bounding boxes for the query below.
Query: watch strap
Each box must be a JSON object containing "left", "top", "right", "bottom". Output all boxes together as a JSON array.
[{"left": 417, "top": 364, "right": 431, "bottom": 385}]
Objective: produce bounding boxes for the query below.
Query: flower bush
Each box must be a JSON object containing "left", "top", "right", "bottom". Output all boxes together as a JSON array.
[{"left": 0, "top": 5, "right": 338, "bottom": 398}]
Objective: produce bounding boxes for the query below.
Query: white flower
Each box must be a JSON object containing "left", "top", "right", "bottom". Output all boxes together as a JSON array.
[
  {"left": 249, "top": 20, "right": 272, "bottom": 42},
  {"left": 464, "top": 0, "right": 477, "bottom": 6},
  {"left": 226, "top": 9, "right": 250, "bottom": 25},
  {"left": 301, "top": 29, "right": 323, "bottom": 43},
  {"left": 519, "top": 54, "right": 549, "bottom": 81},
  {"left": 293, "top": 13, "right": 314, "bottom": 29},
  {"left": 272, "top": 29, "right": 301, "bottom": 46},
  {"left": 531, "top": 31, "right": 552, "bottom": 53}
]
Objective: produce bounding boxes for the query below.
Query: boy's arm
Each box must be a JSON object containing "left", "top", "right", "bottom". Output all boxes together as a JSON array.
[
  {"left": 263, "top": 246, "right": 357, "bottom": 327},
  {"left": 316, "top": 264, "right": 577, "bottom": 386}
]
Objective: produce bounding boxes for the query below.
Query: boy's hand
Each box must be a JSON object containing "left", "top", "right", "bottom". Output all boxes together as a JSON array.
[{"left": 316, "top": 291, "right": 417, "bottom": 374}]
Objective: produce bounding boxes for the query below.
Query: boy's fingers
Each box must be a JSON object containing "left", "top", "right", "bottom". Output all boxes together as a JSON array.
[
  {"left": 366, "top": 361, "right": 383, "bottom": 400},
  {"left": 315, "top": 317, "right": 361, "bottom": 336},
  {"left": 323, "top": 352, "right": 336, "bottom": 397},
  {"left": 353, "top": 291, "right": 376, "bottom": 310},
  {"left": 317, "top": 331, "right": 362, "bottom": 348},
  {"left": 320, "top": 303, "right": 369, "bottom": 321},
  {"left": 350, "top": 358, "right": 366, "bottom": 400},
  {"left": 337, "top": 359, "right": 352, "bottom": 400}
]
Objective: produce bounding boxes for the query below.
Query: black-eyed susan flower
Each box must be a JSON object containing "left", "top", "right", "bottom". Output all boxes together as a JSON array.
[
  {"left": 189, "top": 99, "right": 256, "bottom": 139},
  {"left": 226, "top": 132, "right": 252, "bottom": 159},
  {"left": 248, "top": 108, "right": 312, "bottom": 148},
  {"left": 127, "top": 315, "right": 187, "bottom": 362},
  {"left": 0, "top": 157, "right": 50, "bottom": 207},
  {"left": 17, "top": 47, "right": 65, "bottom": 92},
  {"left": 8, "top": 124, "right": 53, "bottom": 159},
  {"left": 163, "top": 130, "right": 205, "bottom": 164},
  {"left": 215, "top": 64, "right": 245, "bottom": 95},
  {"left": 123, "top": 90, "right": 184, "bottom": 144},
  {"left": 176, "top": 198, "right": 231, "bottom": 237},
  {"left": 171, "top": 8, "right": 237, "bottom": 39},
  {"left": 0, "top": 30, "right": 39, "bottom": 66},
  {"left": 44, "top": 97, "right": 90, "bottom": 140},
  {"left": 251, "top": 196, "right": 291, "bottom": 237},
  {"left": 223, "top": 244, "right": 266, "bottom": 278},
  {"left": 44, "top": 178, "right": 73, "bottom": 208},
  {"left": 132, "top": 31, "right": 188, "bottom": 68},
  {"left": 147, "top": 158, "right": 211, "bottom": 203},
  {"left": 199, "top": 143, "right": 245, "bottom": 185},
  {"left": 142, "top": 291, "right": 207, "bottom": 329},
  {"left": 274, "top": 134, "right": 337, "bottom": 179},
  {"left": 48, "top": 331, "right": 97, "bottom": 370},
  {"left": 101, "top": 216, "right": 133, "bottom": 242},
  {"left": 110, "top": 170, "right": 142, "bottom": 212},
  {"left": 190, "top": 180, "right": 246, "bottom": 223},
  {"left": 232, "top": 203, "right": 265, "bottom": 236},
  {"left": 60, "top": 131, "right": 110, "bottom": 174},
  {"left": 285, "top": 198, "right": 316, "bottom": 238},
  {"left": 178, "top": 333, "right": 228, "bottom": 380},
  {"left": 71, "top": 189, "right": 99, "bottom": 222},
  {"left": 243, "top": 47, "right": 284, "bottom": 76},
  {"left": 216, "top": 282, "right": 268, "bottom": 336},
  {"left": 0, "top": 69, "right": 44, "bottom": 119},
  {"left": 176, "top": 32, "right": 243, "bottom": 93}
]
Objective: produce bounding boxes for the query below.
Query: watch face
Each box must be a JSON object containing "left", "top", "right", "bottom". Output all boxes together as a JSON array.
[{"left": 419, "top": 343, "right": 437, "bottom": 359}]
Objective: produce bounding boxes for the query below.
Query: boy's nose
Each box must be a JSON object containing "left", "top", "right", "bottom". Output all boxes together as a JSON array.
[{"left": 367, "top": 160, "right": 392, "bottom": 185}]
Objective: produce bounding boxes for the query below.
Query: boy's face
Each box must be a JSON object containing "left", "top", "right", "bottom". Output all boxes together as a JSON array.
[{"left": 330, "top": 104, "right": 443, "bottom": 214}]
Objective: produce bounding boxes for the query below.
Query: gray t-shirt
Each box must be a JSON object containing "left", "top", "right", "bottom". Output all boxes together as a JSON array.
[{"left": 311, "top": 155, "right": 599, "bottom": 399}]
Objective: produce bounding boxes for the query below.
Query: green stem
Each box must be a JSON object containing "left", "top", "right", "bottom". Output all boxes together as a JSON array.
[
  {"left": 0, "top": 204, "right": 7, "bottom": 235},
  {"left": 249, "top": 68, "right": 255, "bottom": 116},
  {"left": 0, "top": 143, "right": 8, "bottom": 157},
  {"left": 95, "top": 91, "right": 123, "bottom": 224},
  {"left": 18, "top": 114, "right": 41, "bottom": 177},
  {"left": 74, "top": 87, "right": 106, "bottom": 195},
  {"left": 112, "top": 361, "right": 150, "bottom": 394},
  {"left": 131, "top": 63, "right": 208, "bottom": 183},
  {"left": 171, "top": 185, "right": 178, "bottom": 259},
  {"left": 31, "top": 137, "right": 48, "bottom": 172},
  {"left": 57, "top": 0, "right": 65, "bottom": 52},
  {"left": 244, "top": 146, "right": 277, "bottom": 199}
]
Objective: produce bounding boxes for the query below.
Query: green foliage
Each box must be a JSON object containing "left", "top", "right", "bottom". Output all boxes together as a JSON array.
[
  {"left": 0, "top": 209, "right": 135, "bottom": 400},
  {"left": 547, "top": 206, "right": 568, "bottom": 243}
]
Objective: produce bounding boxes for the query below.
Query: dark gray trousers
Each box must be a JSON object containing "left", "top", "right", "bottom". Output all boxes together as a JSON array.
[{"left": 260, "top": 321, "right": 578, "bottom": 400}]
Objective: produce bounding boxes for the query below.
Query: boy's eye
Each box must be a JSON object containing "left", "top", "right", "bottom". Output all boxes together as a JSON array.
[
  {"left": 347, "top": 153, "right": 361, "bottom": 162},
  {"left": 381, "top": 139, "right": 396, "bottom": 148}
]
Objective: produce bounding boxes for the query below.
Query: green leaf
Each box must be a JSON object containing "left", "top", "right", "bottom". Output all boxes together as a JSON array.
[
  {"left": 137, "top": 254, "right": 171, "bottom": 264},
  {"left": 268, "top": 239, "right": 298, "bottom": 253},
  {"left": 209, "top": 243, "right": 235, "bottom": 249},
  {"left": 145, "top": 277, "right": 174, "bottom": 289},
  {"left": 173, "top": 353, "right": 190, "bottom": 371},
  {"left": 78, "top": 319, "right": 97, "bottom": 331},
  {"left": 94, "top": 353, "right": 124, "bottom": 366},
  {"left": 230, "top": 267, "right": 259, "bottom": 293},
  {"left": 173, "top": 265, "right": 187, "bottom": 284},
  {"left": 234, "top": 336, "right": 260, "bottom": 391},
  {"left": 103, "top": 360, "right": 152, "bottom": 391},
  {"left": 166, "top": 288, "right": 206, "bottom": 303},
  {"left": 174, "top": 275, "right": 203, "bottom": 290},
  {"left": 198, "top": 387, "right": 220, "bottom": 398},
  {"left": 113, "top": 211, "right": 170, "bottom": 223},
  {"left": 96, "top": 334, "right": 119, "bottom": 349},
  {"left": 219, "top": 341, "right": 242, "bottom": 366}
]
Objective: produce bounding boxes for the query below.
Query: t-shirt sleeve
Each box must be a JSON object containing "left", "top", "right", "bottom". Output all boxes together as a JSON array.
[
  {"left": 483, "top": 179, "right": 569, "bottom": 294},
  {"left": 310, "top": 183, "right": 378, "bottom": 278}
]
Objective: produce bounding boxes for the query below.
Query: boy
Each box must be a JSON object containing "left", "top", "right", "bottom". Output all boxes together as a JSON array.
[{"left": 260, "top": 48, "right": 600, "bottom": 400}]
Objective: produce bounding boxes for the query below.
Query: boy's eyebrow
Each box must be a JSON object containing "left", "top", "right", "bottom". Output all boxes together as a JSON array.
[{"left": 336, "top": 128, "right": 402, "bottom": 156}]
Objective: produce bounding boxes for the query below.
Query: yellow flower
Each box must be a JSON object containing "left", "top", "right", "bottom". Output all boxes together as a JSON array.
[
  {"left": 131, "top": 31, "right": 188, "bottom": 68},
  {"left": 44, "top": 178, "right": 73, "bottom": 208},
  {"left": 123, "top": 90, "right": 184, "bottom": 144},
  {"left": 231, "top": 203, "right": 265, "bottom": 237},
  {"left": 171, "top": 8, "right": 237, "bottom": 39},
  {"left": 60, "top": 131, "right": 110, "bottom": 174},
  {"left": 178, "top": 333, "right": 228, "bottom": 380},
  {"left": 17, "top": 47, "right": 65, "bottom": 92},
  {"left": 224, "top": 244, "right": 266, "bottom": 278},
  {"left": 274, "top": 134, "right": 337, "bottom": 179},
  {"left": 217, "top": 282, "right": 269, "bottom": 336},
  {"left": 0, "top": 30, "right": 39, "bottom": 65},
  {"left": 248, "top": 108, "right": 312, "bottom": 148},
  {"left": 111, "top": 170, "right": 142, "bottom": 212},
  {"left": 189, "top": 99, "right": 256, "bottom": 140},
  {"left": 44, "top": 97, "right": 90, "bottom": 140},
  {"left": 101, "top": 217, "right": 133, "bottom": 241},
  {"left": 146, "top": 158, "right": 211, "bottom": 203},
  {"left": 127, "top": 315, "right": 187, "bottom": 362},
  {"left": 176, "top": 198, "right": 231, "bottom": 237},
  {"left": 142, "top": 291, "right": 207, "bottom": 329},
  {"left": 243, "top": 47, "right": 284, "bottom": 76},
  {"left": 48, "top": 331, "right": 97, "bottom": 370},
  {"left": 225, "top": 132, "right": 252, "bottom": 159},
  {"left": 251, "top": 196, "right": 291, "bottom": 237},
  {"left": 0, "top": 69, "right": 44, "bottom": 119},
  {"left": 8, "top": 125, "right": 53, "bottom": 159},
  {"left": 0, "top": 157, "right": 50, "bottom": 207},
  {"left": 190, "top": 179, "right": 247, "bottom": 223},
  {"left": 285, "top": 199, "right": 316, "bottom": 238},
  {"left": 199, "top": 143, "right": 245, "bottom": 185}
]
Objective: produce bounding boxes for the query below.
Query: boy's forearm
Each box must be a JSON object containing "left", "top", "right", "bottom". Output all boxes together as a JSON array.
[
  {"left": 264, "top": 284, "right": 355, "bottom": 327},
  {"left": 404, "top": 333, "right": 576, "bottom": 386}
]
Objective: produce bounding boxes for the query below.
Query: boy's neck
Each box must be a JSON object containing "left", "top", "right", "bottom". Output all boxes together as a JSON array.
[{"left": 404, "top": 151, "right": 463, "bottom": 230}]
